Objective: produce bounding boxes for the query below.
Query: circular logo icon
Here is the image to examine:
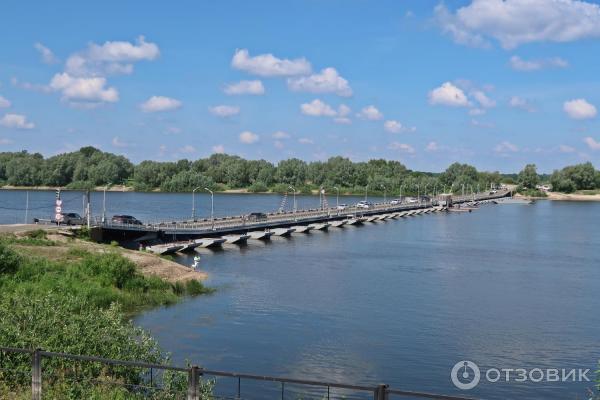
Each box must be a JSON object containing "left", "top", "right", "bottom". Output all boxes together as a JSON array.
[{"left": 451, "top": 360, "right": 480, "bottom": 390}]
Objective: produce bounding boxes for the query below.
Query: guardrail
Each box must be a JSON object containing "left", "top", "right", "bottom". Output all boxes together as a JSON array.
[{"left": 0, "top": 346, "right": 478, "bottom": 400}]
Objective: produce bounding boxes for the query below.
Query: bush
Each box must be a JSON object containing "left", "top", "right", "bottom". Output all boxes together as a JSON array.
[
  {"left": 248, "top": 181, "right": 268, "bottom": 193},
  {"left": 0, "top": 242, "right": 21, "bottom": 274}
]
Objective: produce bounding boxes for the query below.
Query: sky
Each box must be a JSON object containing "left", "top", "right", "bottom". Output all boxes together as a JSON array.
[{"left": 1, "top": 0, "right": 600, "bottom": 173}]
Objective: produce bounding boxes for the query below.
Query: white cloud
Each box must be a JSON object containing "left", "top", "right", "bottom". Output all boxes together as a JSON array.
[
  {"left": 509, "top": 96, "right": 535, "bottom": 112},
  {"left": 0, "top": 113, "right": 35, "bottom": 129},
  {"left": 300, "top": 99, "right": 337, "bottom": 117},
  {"left": 357, "top": 105, "right": 383, "bottom": 120},
  {"left": 428, "top": 82, "right": 469, "bottom": 107},
  {"left": 558, "top": 144, "right": 576, "bottom": 153},
  {"left": 49, "top": 73, "right": 118, "bottom": 104},
  {"left": 272, "top": 131, "right": 290, "bottom": 139},
  {"left": 384, "top": 120, "right": 402, "bottom": 133},
  {"left": 239, "top": 131, "right": 259, "bottom": 144},
  {"left": 179, "top": 145, "right": 196, "bottom": 154},
  {"left": 34, "top": 42, "right": 59, "bottom": 64},
  {"left": 583, "top": 136, "right": 600, "bottom": 150},
  {"left": 111, "top": 136, "right": 129, "bottom": 148},
  {"left": 469, "top": 108, "right": 486, "bottom": 116},
  {"left": 298, "top": 137, "right": 314, "bottom": 145},
  {"left": 209, "top": 105, "right": 240, "bottom": 117},
  {"left": 337, "top": 104, "right": 351, "bottom": 117},
  {"left": 0, "top": 95, "right": 10, "bottom": 108},
  {"left": 494, "top": 141, "right": 519, "bottom": 153},
  {"left": 66, "top": 36, "right": 159, "bottom": 77},
  {"left": 333, "top": 117, "right": 352, "bottom": 125},
  {"left": 212, "top": 144, "right": 225, "bottom": 154},
  {"left": 224, "top": 80, "right": 265, "bottom": 95},
  {"left": 471, "top": 90, "right": 496, "bottom": 108},
  {"left": 509, "top": 55, "right": 568, "bottom": 71},
  {"left": 388, "top": 142, "right": 415, "bottom": 153},
  {"left": 0, "top": 138, "right": 14, "bottom": 145},
  {"left": 287, "top": 67, "right": 352, "bottom": 97},
  {"left": 274, "top": 140, "right": 285, "bottom": 149},
  {"left": 140, "top": 96, "right": 182, "bottom": 113},
  {"left": 231, "top": 49, "right": 311, "bottom": 77},
  {"left": 435, "top": 0, "right": 600, "bottom": 49},
  {"left": 563, "top": 99, "right": 597, "bottom": 119},
  {"left": 425, "top": 141, "right": 439, "bottom": 152}
]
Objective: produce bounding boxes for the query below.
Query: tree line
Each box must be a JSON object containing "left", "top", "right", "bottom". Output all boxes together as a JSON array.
[{"left": 1, "top": 146, "right": 597, "bottom": 194}]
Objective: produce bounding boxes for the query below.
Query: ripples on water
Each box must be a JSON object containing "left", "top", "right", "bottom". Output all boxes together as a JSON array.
[{"left": 2, "top": 191, "right": 599, "bottom": 399}]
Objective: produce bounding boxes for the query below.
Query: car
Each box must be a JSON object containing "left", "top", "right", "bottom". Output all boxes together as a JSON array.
[
  {"left": 337, "top": 204, "right": 348, "bottom": 210},
  {"left": 111, "top": 215, "right": 143, "bottom": 225},
  {"left": 406, "top": 197, "right": 418, "bottom": 204},
  {"left": 489, "top": 190, "right": 497, "bottom": 194},
  {"left": 390, "top": 199, "right": 401, "bottom": 205},
  {"left": 56, "top": 212, "right": 85, "bottom": 225},
  {"left": 246, "top": 212, "right": 268, "bottom": 222},
  {"left": 356, "top": 201, "right": 372, "bottom": 209}
]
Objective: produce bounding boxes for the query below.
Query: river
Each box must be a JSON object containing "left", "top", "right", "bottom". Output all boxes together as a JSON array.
[{"left": 1, "top": 190, "right": 599, "bottom": 399}]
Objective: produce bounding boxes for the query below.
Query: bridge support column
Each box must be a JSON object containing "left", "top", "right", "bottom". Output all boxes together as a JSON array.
[{"left": 187, "top": 365, "right": 200, "bottom": 400}]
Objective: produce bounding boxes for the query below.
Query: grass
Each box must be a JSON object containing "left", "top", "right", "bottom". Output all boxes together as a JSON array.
[{"left": 575, "top": 189, "right": 600, "bottom": 195}]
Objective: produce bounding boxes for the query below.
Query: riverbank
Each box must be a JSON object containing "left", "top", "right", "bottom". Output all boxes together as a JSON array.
[{"left": 515, "top": 192, "right": 600, "bottom": 201}]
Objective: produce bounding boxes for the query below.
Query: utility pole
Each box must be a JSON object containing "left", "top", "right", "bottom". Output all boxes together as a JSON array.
[{"left": 25, "top": 191, "right": 29, "bottom": 224}]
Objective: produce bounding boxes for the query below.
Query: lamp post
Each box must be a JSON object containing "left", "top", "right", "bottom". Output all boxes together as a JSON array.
[
  {"left": 289, "top": 186, "right": 297, "bottom": 214},
  {"left": 417, "top": 184, "right": 420, "bottom": 205},
  {"left": 204, "top": 188, "right": 214, "bottom": 229},
  {"left": 334, "top": 186, "right": 339, "bottom": 210},
  {"left": 102, "top": 184, "right": 108, "bottom": 223},
  {"left": 365, "top": 184, "right": 368, "bottom": 202},
  {"left": 192, "top": 186, "right": 202, "bottom": 221},
  {"left": 381, "top": 185, "right": 386, "bottom": 203}
]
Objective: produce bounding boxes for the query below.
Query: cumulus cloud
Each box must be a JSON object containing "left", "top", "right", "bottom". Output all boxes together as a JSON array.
[
  {"left": 563, "top": 99, "right": 597, "bottom": 119},
  {"left": 558, "top": 144, "right": 576, "bottom": 153},
  {"left": 494, "top": 141, "right": 519, "bottom": 153},
  {"left": 0, "top": 95, "right": 10, "bottom": 108},
  {"left": 333, "top": 117, "right": 352, "bottom": 125},
  {"left": 298, "top": 137, "right": 314, "bottom": 145},
  {"left": 0, "top": 113, "right": 35, "bottom": 129},
  {"left": 428, "top": 82, "right": 469, "bottom": 107},
  {"left": 239, "top": 131, "right": 259, "bottom": 144},
  {"left": 471, "top": 90, "right": 496, "bottom": 108},
  {"left": 509, "top": 55, "right": 568, "bottom": 71},
  {"left": 179, "top": 145, "right": 196, "bottom": 154},
  {"left": 212, "top": 144, "right": 225, "bottom": 154},
  {"left": 224, "top": 80, "right": 265, "bottom": 95},
  {"left": 140, "top": 96, "right": 182, "bottom": 113},
  {"left": 435, "top": 0, "right": 600, "bottom": 49},
  {"left": 209, "top": 105, "right": 240, "bottom": 117},
  {"left": 49, "top": 73, "right": 119, "bottom": 104},
  {"left": 509, "top": 96, "right": 536, "bottom": 112},
  {"left": 388, "top": 142, "right": 415, "bottom": 153},
  {"left": 231, "top": 49, "right": 311, "bottom": 77},
  {"left": 384, "top": 120, "right": 402, "bottom": 133},
  {"left": 34, "top": 42, "right": 59, "bottom": 64},
  {"left": 0, "top": 138, "right": 14, "bottom": 145},
  {"left": 287, "top": 67, "right": 352, "bottom": 97},
  {"left": 583, "top": 136, "right": 600, "bottom": 150},
  {"left": 300, "top": 99, "right": 337, "bottom": 117},
  {"left": 65, "top": 36, "right": 159, "bottom": 77},
  {"left": 425, "top": 141, "right": 439, "bottom": 152},
  {"left": 111, "top": 136, "right": 129, "bottom": 148},
  {"left": 272, "top": 131, "right": 290, "bottom": 139},
  {"left": 357, "top": 105, "right": 383, "bottom": 120}
]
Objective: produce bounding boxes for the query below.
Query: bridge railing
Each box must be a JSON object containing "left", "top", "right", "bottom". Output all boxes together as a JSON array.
[{"left": 0, "top": 346, "right": 478, "bottom": 400}]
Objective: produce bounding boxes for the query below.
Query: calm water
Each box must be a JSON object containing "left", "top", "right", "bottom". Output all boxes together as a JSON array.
[{"left": 1, "top": 190, "right": 599, "bottom": 399}]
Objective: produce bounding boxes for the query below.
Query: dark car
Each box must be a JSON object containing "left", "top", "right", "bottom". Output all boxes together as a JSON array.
[
  {"left": 56, "top": 212, "right": 85, "bottom": 225},
  {"left": 111, "top": 215, "right": 143, "bottom": 225},
  {"left": 246, "top": 212, "right": 268, "bottom": 222}
]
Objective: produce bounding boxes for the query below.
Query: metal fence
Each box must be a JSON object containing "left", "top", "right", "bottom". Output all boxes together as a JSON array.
[{"left": 0, "top": 347, "right": 478, "bottom": 400}]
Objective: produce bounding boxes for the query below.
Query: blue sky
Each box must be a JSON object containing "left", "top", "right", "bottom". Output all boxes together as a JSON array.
[{"left": 1, "top": 0, "right": 600, "bottom": 173}]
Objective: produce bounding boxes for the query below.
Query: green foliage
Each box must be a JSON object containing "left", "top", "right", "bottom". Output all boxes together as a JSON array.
[
  {"left": 0, "top": 242, "right": 21, "bottom": 274},
  {"left": 517, "top": 164, "right": 540, "bottom": 189},
  {"left": 247, "top": 181, "right": 269, "bottom": 193},
  {"left": 550, "top": 162, "right": 600, "bottom": 193},
  {"left": 517, "top": 187, "right": 547, "bottom": 197}
]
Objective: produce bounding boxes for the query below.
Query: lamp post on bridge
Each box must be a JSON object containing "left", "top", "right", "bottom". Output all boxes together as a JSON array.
[
  {"left": 365, "top": 184, "right": 368, "bottom": 202},
  {"left": 289, "top": 186, "right": 297, "bottom": 215},
  {"left": 204, "top": 188, "right": 214, "bottom": 229},
  {"left": 192, "top": 186, "right": 202, "bottom": 222},
  {"left": 102, "top": 184, "right": 109, "bottom": 224},
  {"left": 381, "top": 184, "right": 386, "bottom": 203},
  {"left": 334, "top": 186, "right": 340, "bottom": 210}
]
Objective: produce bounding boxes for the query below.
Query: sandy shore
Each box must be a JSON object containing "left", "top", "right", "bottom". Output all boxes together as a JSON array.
[
  {"left": 1, "top": 185, "right": 136, "bottom": 192},
  {"left": 545, "top": 192, "right": 600, "bottom": 201}
]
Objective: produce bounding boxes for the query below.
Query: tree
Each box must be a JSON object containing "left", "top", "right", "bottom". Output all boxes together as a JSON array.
[{"left": 517, "top": 164, "right": 539, "bottom": 189}]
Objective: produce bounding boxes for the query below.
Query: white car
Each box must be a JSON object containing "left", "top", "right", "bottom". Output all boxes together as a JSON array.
[
  {"left": 390, "top": 199, "right": 401, "bottom": 205},
  {"left": 356, "top": 201, "right": 372, "bottom": 209},
  {"left": 337, "top": 204, "right": 348, "bottom": 210}
]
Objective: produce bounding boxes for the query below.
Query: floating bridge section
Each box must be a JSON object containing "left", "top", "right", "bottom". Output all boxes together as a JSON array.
[{"left": 93, "top": 190, "right": 509, "bottom": 253}]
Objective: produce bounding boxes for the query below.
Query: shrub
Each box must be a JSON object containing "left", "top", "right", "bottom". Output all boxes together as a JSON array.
[
  {"left": 248, "top": 181, "right": 268, "bottom": 193},
  {"left": 0, "top": 242, "right": 21, "bottom": 274}
]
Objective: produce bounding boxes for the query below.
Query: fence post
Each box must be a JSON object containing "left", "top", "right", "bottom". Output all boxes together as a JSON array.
[
  {"left": 187, "top": 365, "right": 200, "bottom": 400},
  {"left": 31, "top": 348, "right": 42, "bottom": 400},
  {"left": 374, "top": 383, "right": 388, "bottom": 400}
]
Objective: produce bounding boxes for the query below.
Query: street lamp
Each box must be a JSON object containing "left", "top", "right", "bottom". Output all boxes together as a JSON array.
[
  {"left": 192, "top": 186, "right": 202, "bottom": 221},
  {"left": 334, "top": 186, "right": 340, "bottom": 210},
  {"left": 289, "top": 186, "right": 297, "bottom": 214},
  {"left": 365, "top": 184, "right": 369, "bottom": 202},
  {"left": 381, "top": 184, "right": 386, "bottom": 203},
  {"left": 102, "top": 184, "right": 109, "bottom": 223},
  {"left": 204, "top": 187, "right": 214, "bottom": 229}
]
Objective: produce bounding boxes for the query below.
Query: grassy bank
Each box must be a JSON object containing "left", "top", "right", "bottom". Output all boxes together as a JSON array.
[{"left": 0, "top": 231, "right": 212, "bottom": 399}]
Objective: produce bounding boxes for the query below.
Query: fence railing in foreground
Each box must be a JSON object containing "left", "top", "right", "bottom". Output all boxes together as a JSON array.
[{"left": 0, "top": 346, "right": 478, "bottom": 400}]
